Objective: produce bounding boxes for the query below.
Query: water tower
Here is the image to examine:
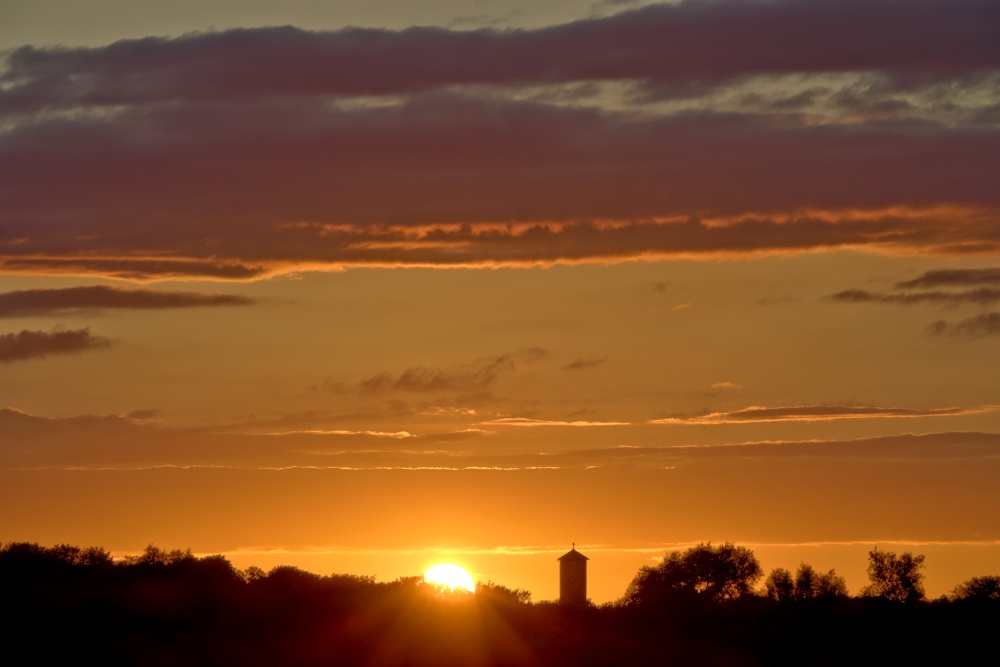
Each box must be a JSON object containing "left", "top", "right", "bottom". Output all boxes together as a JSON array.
[{"left": 558, "top": 544, "right": 589, "bottom": 605}]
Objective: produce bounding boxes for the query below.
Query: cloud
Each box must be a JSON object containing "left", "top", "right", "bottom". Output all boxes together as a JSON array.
[
  {"left": 710, "top": 382, "right": 741, "bottom": 390},
  {"left": 897, "top": 268, "right": 1000, "bottom": 289},
  {"left": 3, "top": 1, "right": 994, "bottom": 105},
  {"left": 591, "top": 0, "right": 646, "bottom": 13},
  {"left": 0, "top": 406, "right": 445, "bottom": 469},
  {"left": 262, "top": 429, "right": 416, "bottom": 439},
  {"left": 648, "top": 281, "right": 669, "bottom": 293},
  {"left": 0, "top": 328, "right": 113, "bottom": 362},
  {"left": 757, "top": 295, "right": 796, "bottom": 306},
  {"left": 0, "top": 285, "right": 256, "bottom": 316},
  {"left": 5, "top": 206, "right": 1000, "bottom": 281},
  {"left": 0, "top": 408, "right": 162, "bottom": 467},
  {"left": 562, "top": 355, "right": 608, "bottom": 371},
  {"left": 530, "top": 432, "right": 1000, "bottom": 466},
  {"left": 478, "top": 417, "right": 630, "bottom": 427},
  {"left": 827, "top": 287, "right": 1000, "bottom": 306},
  {"left": 358, "top": 348, "right": 548, "bottom": 395},
  {"left": 125, "top": 409, "right": 161, "bottom": 421},
  {"left": 0, "top": 407, "right": 144, "bottom": 437},
  {"left": 0, "top": 257, "right": 270, "bottom": 281},
  {"left": 650, "top": 404, "right": 999, "bottom": 424},
  {"left": 0, "top": 1, "right": 997, "bottom": 279},
  {"left": 929, "top": 312, "right": 1000, "bottom": 338},
  {"left": 828, "top": 279, "right": 1000, "bottom": 337},
  {"left": 3, "top": 404, "right": 999, "bottom": 471},
  {"left": 12, "top": 99, "right": 995, "bottom": 233}
]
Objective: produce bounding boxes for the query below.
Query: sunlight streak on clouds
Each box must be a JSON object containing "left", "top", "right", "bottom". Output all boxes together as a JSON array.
[
  {"left": 478, "top": 417, "right": 631, "bottom": 427},
  {"left": 651, "top": 405, "right": 1000, "bottom": 424}
]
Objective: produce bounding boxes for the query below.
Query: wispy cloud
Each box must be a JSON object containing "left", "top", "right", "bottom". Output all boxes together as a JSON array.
[
  {"left": 562, "top": 355, "right": 608, "bottom": 371},
  {"left": 4, "top": 405, "right": 1000, "bottom": 470},
  {"left": 0, "top": 328, "right": 113, "bottom": 362},
  {"left": 757, "top": 295, "right": 797, "bottom": 306},
  {"left": 0, "top": 257, "right": 270, "bottom": 281},
  {"left": 650, "top": 404, "right": 999, "bottom": 424},
  {"left": 827, "top": 288, "right": 1000, "bottom": 306},
  {"left": 357, "top": 348, "right": 548, "bottom": 395},
  {"left": 261, "top": 429, "right": 416, "bottom": 439},
  {"left": 897, "top": 268, "right": 1000, "bottom": 289},
  {"left": 929, "top": 312, "right": 1000, "bottom": 338},
  {"left": 710, "top": 381, "right": 742, "bottom": 390},
  {"left": 0, "top": 285, "right": 256, "bottom": 317},
  {"left": 648, "top": 281, "right": 670, "bottom": 293},
  {"left": 478, "top": 417, "right": 630, "bottom": 427},
  {"left": 535, "top": 432, "right": 1000, "bottom": 466}
]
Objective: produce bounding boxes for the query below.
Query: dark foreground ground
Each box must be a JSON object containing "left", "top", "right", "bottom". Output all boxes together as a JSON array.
[{"left": 3, "top": 546, "right": 999, "bottom": 666}]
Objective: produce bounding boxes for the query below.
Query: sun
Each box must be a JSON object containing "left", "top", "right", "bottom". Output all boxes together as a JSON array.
[{"left": 423, "top": 563, "right": 476, "bottom": 593}]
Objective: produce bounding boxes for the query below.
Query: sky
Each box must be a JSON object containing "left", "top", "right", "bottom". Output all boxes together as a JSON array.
[{"left": 1, "top": 0, "right": 999, "bottom": 603}]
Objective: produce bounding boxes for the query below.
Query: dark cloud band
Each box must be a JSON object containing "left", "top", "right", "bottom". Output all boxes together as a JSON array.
[
  {"left": 1, "top": 0, "right": 997, "bottom": 280},
  {"left": 3, "top": 0, "right": 996, "bottom": 106},
  {"left": 897, "top": 268, "right": 1000, "bottom": 289},
  {"left": 827, "top": 287, "right": 1000, "bottom": 306},
  {"left": 0, "top": 285, "right": 256, "bottom": 316},
  {"left": 929, "top": 312, "right": 1000, "bottom": 338},
  {"left": 0, "top": 328, "right": 113, "bottom": 362}
]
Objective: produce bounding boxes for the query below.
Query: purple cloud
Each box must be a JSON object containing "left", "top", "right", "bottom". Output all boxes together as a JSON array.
[{"left": 1, "top": 0, "right": 997, "bottom": 279}]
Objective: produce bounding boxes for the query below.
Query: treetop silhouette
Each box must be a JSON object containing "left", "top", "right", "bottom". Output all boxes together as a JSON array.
[
  {"left": 621, "top": 542, "right": 762, "bottom": 607},
  {"left": 860, "top": 547, "right": 926, "bottom": 603}
]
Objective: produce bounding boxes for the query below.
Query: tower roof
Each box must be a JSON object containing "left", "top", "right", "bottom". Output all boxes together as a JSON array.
[{"left": 557, "top": 547, "right": 589, "bottom": 562}]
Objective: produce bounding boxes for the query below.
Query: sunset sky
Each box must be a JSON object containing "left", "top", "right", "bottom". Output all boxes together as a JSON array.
[{"left": 2, "top": 0, "right": 999, "bottom": 603}]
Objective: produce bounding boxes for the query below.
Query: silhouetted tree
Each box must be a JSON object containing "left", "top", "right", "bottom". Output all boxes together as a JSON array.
[
  {"left": 190, "top": 554, "right": 245, "bottom": 584},
  {"left": 621, "top": 543, "right": 762, "bottom": 607},
  {"left": 122, "top": 543, "right": 194, "bottom": 566},
  {"left": 794, "top": 563, "right": 817, "bottom": 599},
  {"left": 860, "top": 548, "right": 925, "bottom": 603},
  {"left": 77, "top": 545, "right": 113, "bottom": 567},
  {"left": 813, "top": 568, "right": 848, "bottom": 597},
  {"left": 763, "top": 563, "right": 847, "bottom": 601},
  {"left": 794, "top": 563, "right": 848, "bottom": 599},
  {"left": 951, "top": 575, "right": 1000, "bottom": 601},
  {"left": 763, "top": 567, "right": 795, "bottom": 601},
  {"left": 264, "top": 564, "right": 321, "bottom": 588},
  {"left": 476, "top": 580, "right": 532, "bottom": 604}
]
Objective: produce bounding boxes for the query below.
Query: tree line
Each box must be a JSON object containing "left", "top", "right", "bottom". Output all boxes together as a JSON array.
[
  {"left": 1, "top": 540, "right": 998, "bottom": 665},
  {"left": 619, "top": 542, "right": 999, "bottom": 606}
]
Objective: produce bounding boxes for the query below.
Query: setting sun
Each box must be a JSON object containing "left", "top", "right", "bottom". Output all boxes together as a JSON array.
[{"left": 424, "top": 563, "right": 476, "bottom": 593}]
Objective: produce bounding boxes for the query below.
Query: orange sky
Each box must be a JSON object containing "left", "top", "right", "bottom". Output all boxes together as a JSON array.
[{"left": 2, "top": 0, "right": 999, "bottom": 602}]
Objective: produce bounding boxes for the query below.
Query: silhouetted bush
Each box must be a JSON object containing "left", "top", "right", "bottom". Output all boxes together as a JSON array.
[{"left": 951, "top": 575, "right": 1000, "bottom": 601}]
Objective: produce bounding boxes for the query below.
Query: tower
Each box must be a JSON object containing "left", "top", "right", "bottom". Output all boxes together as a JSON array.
[{"left": 558, "top": 544, "right": 589, "bottom": 605}]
